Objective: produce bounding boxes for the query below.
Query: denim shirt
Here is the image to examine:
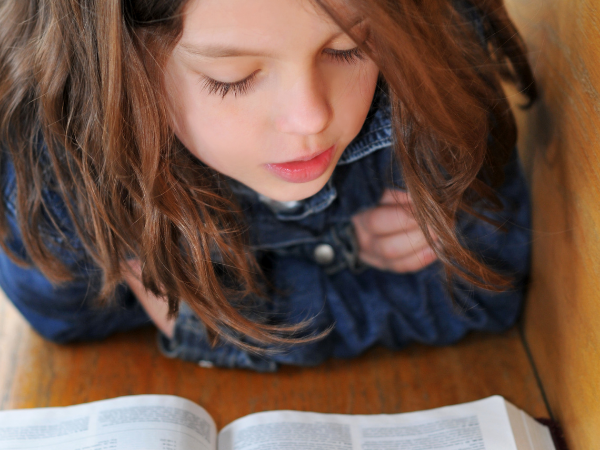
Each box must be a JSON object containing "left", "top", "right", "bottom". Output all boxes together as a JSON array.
[
  {"left": 0, "top": 3, "right": 532, "bottom": 372},
  {"left": 160, "top": 88, "right": 531, "bottom": 371},
  {"left": 0, "top": 85, "right": 531, "bottom": 372}
]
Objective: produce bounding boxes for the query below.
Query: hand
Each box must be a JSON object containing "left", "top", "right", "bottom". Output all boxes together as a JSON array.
[
  {"left": 123, "top": 259, "right": 176, "bottom": 339},
  {"left": 351, "top": 189, "right": 439, "bottom": 273}
]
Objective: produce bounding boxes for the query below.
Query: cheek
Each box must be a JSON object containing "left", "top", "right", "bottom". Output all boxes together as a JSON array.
[
  {"left": 334, "top": 62, "right": 380, "bottom": 137},
  {"left": 173, "top": 76, "right": 268, "bottom": 171}
]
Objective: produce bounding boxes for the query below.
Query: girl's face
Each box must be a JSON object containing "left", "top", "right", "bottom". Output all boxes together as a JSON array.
[{"left": 165, "top": 0, "right": 379, "bottom": 202}]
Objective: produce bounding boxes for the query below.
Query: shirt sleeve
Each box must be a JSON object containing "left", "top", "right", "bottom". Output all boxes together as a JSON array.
[{"left": 0, "top": 158, "right": 149, "bottom": 344}]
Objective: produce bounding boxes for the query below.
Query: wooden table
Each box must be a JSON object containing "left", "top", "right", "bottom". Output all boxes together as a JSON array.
[{"left": 0, "top": 292, "right": 548, "bottom": 430}]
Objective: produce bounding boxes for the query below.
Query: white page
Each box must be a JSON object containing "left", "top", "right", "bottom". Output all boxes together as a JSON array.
[
  {"left": 505, "top": 402, "right": 555, "bottom": 450},
  {"left": 218, "top": 396, "right": 523, "bottom": 450},
  {"left": 0, "top": 395, "right": 216, "bottom": 450}
]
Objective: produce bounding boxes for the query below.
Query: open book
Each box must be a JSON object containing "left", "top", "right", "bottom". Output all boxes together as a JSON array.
[{"left": 0, "top": 395, "right": 556, "bottom": 450}]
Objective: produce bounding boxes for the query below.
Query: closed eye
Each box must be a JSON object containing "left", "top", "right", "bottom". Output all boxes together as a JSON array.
[
  {"left": 201, "top": 46, "right": 366, "bottom": 99},
  {"left": 201, "top": 71, "right": 259, "bottom": 99},
  {"left": 324, "top": 46, "right": 365, "bottom": 63}
]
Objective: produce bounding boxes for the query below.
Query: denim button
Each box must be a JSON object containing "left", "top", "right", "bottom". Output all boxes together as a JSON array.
[{"left": 314, "top": 243, "right": 335, "bottom": 265}]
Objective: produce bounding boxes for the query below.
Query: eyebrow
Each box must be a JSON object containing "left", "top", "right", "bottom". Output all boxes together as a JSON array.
[
  {"left": 179, "top": 19, "right": 365, "bottom": 59},
  {"left": 179, "top": 42, "right": 276, "bottom": 59}
]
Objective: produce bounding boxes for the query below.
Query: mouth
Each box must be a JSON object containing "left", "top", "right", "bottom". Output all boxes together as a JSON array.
[{"left": 265, "top": 145, "right": 336, "bottom": 183}]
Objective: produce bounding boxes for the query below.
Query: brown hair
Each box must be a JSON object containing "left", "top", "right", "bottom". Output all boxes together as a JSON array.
[
  {"left": 0, "top": 0, "right": 535, "bottom": 349},
  {"left": 318, "top": 0, "right": 537, "bottom": 287}
]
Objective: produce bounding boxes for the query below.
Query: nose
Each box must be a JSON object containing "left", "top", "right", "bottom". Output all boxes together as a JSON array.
[{"left": 275, "top": 68, "right": 333, "bottom": 136}]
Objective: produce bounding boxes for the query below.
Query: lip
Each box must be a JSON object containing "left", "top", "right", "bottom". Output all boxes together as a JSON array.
[{"left": 265, "top": 145, "right": 336, "bottom": 183}]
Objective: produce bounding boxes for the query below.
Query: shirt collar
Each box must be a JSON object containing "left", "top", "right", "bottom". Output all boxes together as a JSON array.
[{"left": 337, "top": 90, "right": 393, "bottom": 165}]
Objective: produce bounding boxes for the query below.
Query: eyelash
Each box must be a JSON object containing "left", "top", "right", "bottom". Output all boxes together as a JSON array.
[
  {"left": 324, "top": 46, "right": 366, "bottom": 64},
  {"left": 202, "top": 46, "right": 366, "bottom": 99},
  {"left": 202, "top": 72, "right": 258, "bottom": 99}
]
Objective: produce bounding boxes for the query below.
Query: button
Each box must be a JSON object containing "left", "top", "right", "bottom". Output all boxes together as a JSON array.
[{"left": 314, "top": 243, "right": 335, "bottom": 265}]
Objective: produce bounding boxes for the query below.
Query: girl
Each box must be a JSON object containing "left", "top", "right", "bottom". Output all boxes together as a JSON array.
[{"left": 0, "top": 0, "right": 535, "bottom": 371}]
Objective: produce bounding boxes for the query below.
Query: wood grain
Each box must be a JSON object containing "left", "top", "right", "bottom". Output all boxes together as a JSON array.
[
  {"left": 0, "top": 291, "right": 547, "bottom": 430},
  {"left": 504, "top": 1, "right": 600, "bottom": 449}
]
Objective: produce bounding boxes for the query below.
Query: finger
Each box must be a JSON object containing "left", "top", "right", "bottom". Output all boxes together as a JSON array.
[
  {"left": 379, "top": 189, "right": 412, "bottom": 206},
  {"left": 357, "top": 204, "right": 420, "bottom": 236},
  {"left": 351, "top": 213, "right": 373, "bottom": 253},
  {"left": 371, "top": 226, "right": 432, "bottom": 261},
  {"left": 356, "top": 250, "right": 387, "bottom": 271},
  {"left": 386, "top": 246, "right": 439, "bottom": 273},
  {"left": 358, "top": 246, "right": 438, "bottom": 273}
]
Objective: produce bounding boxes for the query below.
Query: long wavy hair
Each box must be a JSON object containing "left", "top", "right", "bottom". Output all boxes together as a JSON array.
[{"left": 0, "top": 0, "right": 536, "bottom": 349}]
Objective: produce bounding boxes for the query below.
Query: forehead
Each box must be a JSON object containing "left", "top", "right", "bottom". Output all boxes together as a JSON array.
[{"left": 179, "top": 0, "right": 346, "bottom": 50}]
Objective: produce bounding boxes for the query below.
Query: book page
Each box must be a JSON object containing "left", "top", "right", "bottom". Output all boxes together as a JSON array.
[
  {"left": 218, "top": 397, "right": 525, "bottom": 450},
  {"left": 0, "top": 395, "right": 216, "bottom": 450},
  {"left": 504, "top": 402, "right": 555, "bottom": 450}
]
